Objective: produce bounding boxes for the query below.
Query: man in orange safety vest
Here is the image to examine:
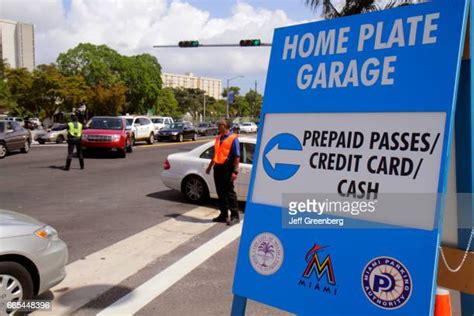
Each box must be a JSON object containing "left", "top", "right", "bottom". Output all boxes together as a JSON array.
[{"left": 206, "top": 118, "right": 240, "bottom": 226}]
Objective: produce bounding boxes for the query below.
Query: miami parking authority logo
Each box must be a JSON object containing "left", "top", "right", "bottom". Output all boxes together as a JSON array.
[
  {"left": 249, "top": 233, "right": 284, "bottom": 275},
  {"left": 362, "top": 256, "right": 412, "bottom": 310}
]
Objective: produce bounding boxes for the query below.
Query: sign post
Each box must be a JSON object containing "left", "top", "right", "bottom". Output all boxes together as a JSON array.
[{"left": 232, "top": 0, "right": 469, "bottom": 315}]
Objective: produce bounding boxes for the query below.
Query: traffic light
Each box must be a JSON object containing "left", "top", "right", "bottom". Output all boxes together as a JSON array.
[
  {"left": 239, "top": 39, "right": 261, "bottom": 47},
  {"left": 178, "top": 41, "right": 199, "bottom": 48}
]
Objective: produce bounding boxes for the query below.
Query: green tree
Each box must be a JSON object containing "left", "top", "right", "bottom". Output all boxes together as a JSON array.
[
  {"left": 57, "top": 43, "right": 123, "bottom": 87},
  {"left": 120, "top": 54, "right": 162, "bottom": 114},
  {"left": 88, "top": 84, "right": 126, "bottom": 116},
  {"left": 244, "top": 90, "right": 263, "bottom": 118},
  {"left": 155, "top": 88, "right": 180, "bottom": 117},
  {"left": 6, "top": 67, "right": 34, "bottom": 115},
  {"left": 60, "top": 74, "right": 92, "bottom": 113},
  {"left": 173, "top": 88, "right": 207, "bottom": 119},
  {"left": 207, "top": 99, "right": 227, "bottom": 119},
  {"left": 222, "top": 86, "right": 241, "bottom": 98},
  {"left": 0, "top": 60, "right": 15, "bottom": 113},
  {"left": 305, "top": 0, "right": 419, "bottom": 18},
  {"left": 30, "top": 64, "right": 65, "bottom": 119}
]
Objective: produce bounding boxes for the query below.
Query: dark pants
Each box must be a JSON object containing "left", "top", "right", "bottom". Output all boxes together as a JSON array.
[
  {"left": 213, "top": 163, "right": 239, "bottom": 219},
  {"left": 66, "top": 137, "right": 84, "bottom": 169}
]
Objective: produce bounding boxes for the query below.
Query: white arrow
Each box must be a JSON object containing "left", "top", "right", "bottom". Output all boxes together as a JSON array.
[{"left": 265, "top": 142, "right": 303, "bottom": 170}]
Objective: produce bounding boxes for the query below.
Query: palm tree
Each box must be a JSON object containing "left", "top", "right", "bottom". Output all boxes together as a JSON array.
[{"left": 305, "top": 0, "right": 422, "bottom": 19}]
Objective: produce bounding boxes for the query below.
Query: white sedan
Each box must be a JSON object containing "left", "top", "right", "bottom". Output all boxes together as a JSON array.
[
  {"left": 239, "top": 122, "right": 258, "bottom": 133},
  {"left": 162, "top": 137, "right": 256, "bottom": 202}
]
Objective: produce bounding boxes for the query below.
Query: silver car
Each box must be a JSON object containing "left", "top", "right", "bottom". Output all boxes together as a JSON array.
[
  {"left": 37, "top": 124, "right": 68, "bottom": 144},
  {"left": 0, "top": 210, "right": 67, "bottom": 315}
]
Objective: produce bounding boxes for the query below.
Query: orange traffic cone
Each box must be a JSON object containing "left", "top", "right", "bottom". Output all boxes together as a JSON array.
[{"left": 434, "top": 287, "right": 452, "bottom": 316}]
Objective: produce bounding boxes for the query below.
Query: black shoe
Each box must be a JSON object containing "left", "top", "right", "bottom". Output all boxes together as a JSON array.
[
  {"left": 227, "top": 217, "right": 240, "bottom": 226},
  {"left": 212, "top": 215, "right": 228, "bottom": 223}
]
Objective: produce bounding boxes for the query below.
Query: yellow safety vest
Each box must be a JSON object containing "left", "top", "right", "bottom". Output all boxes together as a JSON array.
[{"left": 68, "top": 122, "right": 83, "bottom": 137}]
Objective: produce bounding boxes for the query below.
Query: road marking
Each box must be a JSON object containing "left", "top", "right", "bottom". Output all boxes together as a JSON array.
[
  {"left": 45, "top": 206, "right": 220, "bottom": 315},
  {"left": 97, "top": 221, "right": 243, "bottom": 316}
]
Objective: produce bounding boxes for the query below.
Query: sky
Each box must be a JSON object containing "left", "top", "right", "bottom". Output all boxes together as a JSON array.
[{"left": 0, "top": 0, "right": 323, "bottom": 94}]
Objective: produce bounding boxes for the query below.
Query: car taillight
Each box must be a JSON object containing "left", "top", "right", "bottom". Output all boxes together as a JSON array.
[{"left": 163, "top": 159, "right": 171, "bottom": 170}]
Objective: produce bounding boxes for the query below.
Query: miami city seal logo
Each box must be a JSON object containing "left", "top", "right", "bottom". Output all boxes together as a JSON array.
[
  {"left": 249, "top": 233, "right": 284, "bottom": 275},
  {"left": 362, "top": 256, "right": 412, "bottom": 310},
  {"left": 297, "top": 243, "right": 337, "bottom": 295}
]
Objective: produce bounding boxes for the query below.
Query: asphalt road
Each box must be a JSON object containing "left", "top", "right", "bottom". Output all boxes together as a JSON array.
[{"left": 0, "top": 138, "right": 286, "bottom": 315}]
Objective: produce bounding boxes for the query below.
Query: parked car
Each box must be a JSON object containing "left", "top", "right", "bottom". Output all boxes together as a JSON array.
[
  {"left": 150, "top": 116, "right": 174, "bottom": 134},
  {"left": 6, "top": 117, "right": 25, "bottom": 127},
  {"left": 0, "top": 209, "right": 67, "bottom": 315},
  {"left": 239, "top": 122, "right": 258, "bottom": 133},
  {"left": 37, "top": 123, "right": 68, "bottom": 144},
  {"left": 157, "top": 122, "right": 198, "bottom": 142},
  {"left": 81, "top": 116, "right": 133, "bottom": 158},
  {"left": 196, "top": 123, "right": 218, "bottom": 136},
  {"left": 121, "top": 116, "right": 155, "bottom": 145},
  {"left": 0, "top": 120, "right": 31, "bottom": 159},
  {"left": 162, "top": 137, "right": 256, "bottom": 202}
]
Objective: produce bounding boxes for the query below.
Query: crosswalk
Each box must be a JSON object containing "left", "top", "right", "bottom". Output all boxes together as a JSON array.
[{"left": 39, "top": 207, "right": 243, "bottom": 315}]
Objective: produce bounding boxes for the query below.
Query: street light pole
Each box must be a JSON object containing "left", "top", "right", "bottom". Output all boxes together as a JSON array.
[{"left": 226, "top": 75, "right": 245, "bottom": 119}]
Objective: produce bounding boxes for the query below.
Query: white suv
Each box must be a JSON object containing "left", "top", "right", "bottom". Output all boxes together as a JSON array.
[
  {"left": 121, "top": 116, "right": 155, "bottom": 144},
  {"left": 150, "top": 116, "right": 174, "bottom": 133}
]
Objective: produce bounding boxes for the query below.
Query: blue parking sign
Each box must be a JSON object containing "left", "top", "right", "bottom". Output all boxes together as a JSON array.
[{"left": 232, "top": 0, "right": 469, "bottom": 315}]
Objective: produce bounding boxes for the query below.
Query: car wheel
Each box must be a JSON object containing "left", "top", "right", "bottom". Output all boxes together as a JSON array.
[
  {"left": 0, "top": 143, "right": 7, "bottom": 159},
  {"left": 178, "top": 134, "right": 183, "bottom": 142},
  {"left": 192, "top": 133, "right": 197, "bottom": 141},
  {"left": 182, "top": 175, "right": 209, "bottom": 203},
  {"left": 56, "top": 135, "right": 65, "bottom": 144},
  {"left": 38, "top": 139, "right": 45, "bottom": 145},
  {"left": 20, "top": 140, "right": 30, "bottom": 153},
  {"left": 0, "top": 261, "right": 34, "bottom": 314},
  {"left": 148, "top": 133, "right": 154, "bottom": 144}
]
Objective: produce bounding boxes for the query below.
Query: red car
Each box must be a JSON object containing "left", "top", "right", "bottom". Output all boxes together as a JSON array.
[{"left": 81, "top": 116, "right": 133, "bottom": 158}]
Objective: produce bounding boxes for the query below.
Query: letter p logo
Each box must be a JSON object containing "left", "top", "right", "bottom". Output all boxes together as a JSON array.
[{"left": 373, "top": 273, "right": 395, "bottom": 293}]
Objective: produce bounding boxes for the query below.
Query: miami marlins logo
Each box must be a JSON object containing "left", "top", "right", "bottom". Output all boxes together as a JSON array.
[
  {"left": 303, "top": 244, "right": 336, "bottom": 285},
  {"left": 298, "top": 243, "right": 337, "bottom": 296}
]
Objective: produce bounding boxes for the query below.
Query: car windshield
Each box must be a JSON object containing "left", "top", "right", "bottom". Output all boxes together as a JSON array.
[
  {"left": 51, "top": 124, "right": 66, "bottom": 131},
  {"left": 152, "top": 118, "right": 164, "bottom": 123},
  {"left": 89, "top": 118, "right": 123, "bottom": 130},
  {"left": 242, "top": 123, "right": 251, "bottom": 126},
  {"left": 198, "top": 123, "right": 208, "bottom": 127},
  {"left": 169, "top": 123, "right": 184, "bottom": 129}
]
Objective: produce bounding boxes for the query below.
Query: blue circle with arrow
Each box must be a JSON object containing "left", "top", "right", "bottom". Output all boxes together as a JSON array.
[{"left": 263, "top": 133, "right": 303, "bottom": 181}]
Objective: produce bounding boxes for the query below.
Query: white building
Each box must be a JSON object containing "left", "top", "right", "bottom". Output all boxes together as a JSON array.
[
  {"left": 161, "top": 72, "right": 222, "bottom": 100},
  {"left": 0, "top": 19, "right": 35, "bottom": 71}
]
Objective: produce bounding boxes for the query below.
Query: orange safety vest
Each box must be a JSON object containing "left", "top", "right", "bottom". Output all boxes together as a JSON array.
[{"left": 213, "top": 133, "right": 238, "bottom": 164}]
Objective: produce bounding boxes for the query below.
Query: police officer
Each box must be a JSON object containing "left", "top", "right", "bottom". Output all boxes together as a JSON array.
[
  {"left": 206, "top": 118, "right": 240, "bottom": 226},
  {"left": 64, "top": 113, "right": 84, "bottom": 170}
]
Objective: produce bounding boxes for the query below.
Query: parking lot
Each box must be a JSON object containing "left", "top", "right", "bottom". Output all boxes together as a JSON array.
[{"left": 0, "top": 138, "right": 285, "bottom": 315}]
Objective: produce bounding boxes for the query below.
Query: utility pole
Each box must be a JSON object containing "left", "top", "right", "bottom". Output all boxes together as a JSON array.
[{"left": 203, "top": 94, "right": 206, "bottom": 122}]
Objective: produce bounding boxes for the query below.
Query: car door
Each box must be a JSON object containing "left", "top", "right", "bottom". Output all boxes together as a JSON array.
[
  {"left": 6, "top": 122, "right": 22, "bottom": 150},
  {"left": 134, "top": 118, "right": 144, "bottom": 139},
  {"left": 237, "top": 141, "right": 256, "bottom": 200},
  {"left": 198, "top": 144, "right": 217, "bottom": 196},
  {"left": 184, "top": 123, "right": 193, "bottom": 139}
]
